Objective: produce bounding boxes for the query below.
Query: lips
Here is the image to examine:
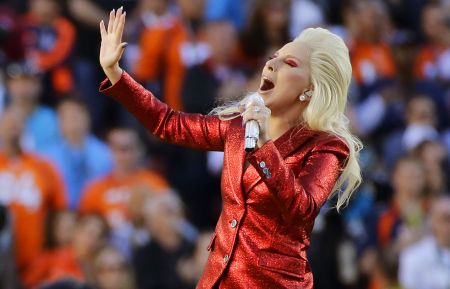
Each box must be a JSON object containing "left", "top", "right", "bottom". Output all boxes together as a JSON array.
[{"left": 260, "top": 77, "right": 275, "bottom": 92}]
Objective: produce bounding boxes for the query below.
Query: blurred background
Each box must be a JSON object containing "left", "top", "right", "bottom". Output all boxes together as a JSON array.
[{"left": 0, "top": 0, "right": 449, "bottom": 289}]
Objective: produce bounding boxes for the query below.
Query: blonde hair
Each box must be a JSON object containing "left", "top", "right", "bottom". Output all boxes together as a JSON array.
[
  {"left": 212, "top": 27, "right": 362, "bottom": 211},
  {"left": 295, "top": 28, "right": 362, "bottom": 210}
]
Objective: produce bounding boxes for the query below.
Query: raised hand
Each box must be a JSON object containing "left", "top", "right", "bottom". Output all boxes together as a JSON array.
[{"left": 99, "top": 7, "right": 127, "bottom": 84}]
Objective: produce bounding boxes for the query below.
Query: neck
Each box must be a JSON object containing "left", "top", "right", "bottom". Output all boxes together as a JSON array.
[
  {"left": 268, "top": 116, "right": 298, "bottom": 141},
  {"left": 64, "top": 133, "right": 85, "bottom": 147},
  {"left": 113, "top": 166, "right": 136, "bottom": 179},
  {"left": 268, "top": 105, "right": 305, "bottom": 140},
  {"left": 3, "top": 143, "right": 21, "bottom": 158}
]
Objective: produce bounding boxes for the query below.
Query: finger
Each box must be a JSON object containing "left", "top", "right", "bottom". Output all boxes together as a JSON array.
[
  {"left": 113, "top": 6, "right": 123, "bottom": 33},
  {"left": 108, "top": 9, "right": 115, "bottom": 33},
  {"left": 113, "top": 42, "right": 128, "bottom": 61},
  {"left": 117, "top": 11, "right": 126, "bottom": 42},
  {"left": 99, "top": 20, "right": 107, "bottom": 39}
]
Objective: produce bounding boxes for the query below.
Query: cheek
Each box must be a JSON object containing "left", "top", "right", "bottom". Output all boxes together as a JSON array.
[{"left": 279, "top": 71, "right": 309, "bottom": 94}]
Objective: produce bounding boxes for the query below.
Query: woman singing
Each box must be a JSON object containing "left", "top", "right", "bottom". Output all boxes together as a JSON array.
[{"left": 99, "top": 7, "right": 362, "bottom": 289}]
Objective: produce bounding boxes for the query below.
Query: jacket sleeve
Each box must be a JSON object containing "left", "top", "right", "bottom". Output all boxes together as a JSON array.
[
  {"left": 99, "top": 72, "right": 229, "bottom": 151},
  {"left": 247, "top": 136, "right": 350, "bottom": 223}
]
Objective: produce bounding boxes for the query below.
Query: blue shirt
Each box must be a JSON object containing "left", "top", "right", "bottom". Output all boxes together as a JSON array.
[{"left": 42, "top": 136, "right": 113, "bottom": 209}]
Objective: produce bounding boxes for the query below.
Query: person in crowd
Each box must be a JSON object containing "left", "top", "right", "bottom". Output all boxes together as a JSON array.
[
  {"left": 132, "top": 193, "right": 195, "bottom": 289},
  {"left": 19, "top": 0, "right": 76, "bottom": 98},
  {"left": 43, "top": 97, "right": 112, "bottom": 209},
  {"left": 343, "top": 0, "right": 395, "bottom": 87},
  {"left": 360, "top": 157, "right": 428, "bottom": 289},
  {"left": 399, "top": 195, "right": 450, "bottom": 289},
  {"left": 79, "top": 126, "right": 170, "bottom": 256},
  {"left": 24, "top": 213, "right": 109, "bottom": 288},
  {"left": 132, "top": 0, "right": 207, "bottom": 111},
  {"left": 66, "top": 0, "right": 137, "bottom": 134},
  {"left": 415, "top": 2, "right": 450, "bottom": 83},
  {"left": 93, "top": 245, "right": 135, "bottom": 289},
  {"left": 99, "top": 8, "right": 362, "bottom": 288},
  {"left": 177, "top": 231, "right": 215, "bottom": 286},
  {"left": 4, "top": 61, "right": 59, "bottom": 151},
  {"left": 412, "top": 140, "right": 449, "bottom": 198},
  {"left": 0, "top": 106, "right": 66, "bottom": 282},
  {"left": 382, "top": 95, "right": 441, "bottom": 169},
  {"left": 238, "top": 0, "right": 291, "bottom": 75}
]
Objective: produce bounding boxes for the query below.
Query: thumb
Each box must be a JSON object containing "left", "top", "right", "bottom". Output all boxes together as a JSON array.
[{"left": 114, "top": 42, "right": 128, "bottom": 61}]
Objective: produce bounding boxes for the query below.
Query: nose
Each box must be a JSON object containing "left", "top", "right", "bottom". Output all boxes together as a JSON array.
[{"left": 266, "top": 57, "right": 277, "bottom": 72}]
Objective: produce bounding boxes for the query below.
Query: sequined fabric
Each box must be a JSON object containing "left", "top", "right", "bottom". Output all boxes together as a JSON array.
[{"left": 100, "top": 72, "right": 350, "bottom": 289}]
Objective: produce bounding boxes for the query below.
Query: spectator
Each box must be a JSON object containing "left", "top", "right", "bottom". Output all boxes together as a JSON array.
[
  {"left": 66, "top": 0, "right": 137, "bottom": 134},
  {"left": 177, "top": 231, "right": 214, "bottom": 286},
  {"left": 132, "top": 193, "right": 195, "bottom": 289},
  {"left": 79, "top": 126, "right": 170, "bottom": 256},
  {"left": 4, "top": 61, "right": 59, "bottom": 152},
  {"left": 238, "top": 0, "right": 291, "bottom": 75},
  {"left": 361, "top": 157, "right": 428, "bottom": 289},
  {"left": 132, "top": 0, "right": 207, "bottom": 111},
  {"left": 343, "top": 0, "right": 395, "bottom": 87},
  {"left": 20, "top": 0, "right": 76, "bottom": 98},
  {"left": 382, "top": 95, "right": 441, "bottom": 169},
  {"left": 415, "top": 2, "right": 450, "bottom": 82},
  {"left": 93, "top": 246, "right": 135, "bottom": 289},
  {"left": 0, "top": 106, "right": 66, "bottom": 281},
  {"left": 43, "top": 97, "right": 112, "bottom": 209},
  {"left": 24, "top": 213, "right": 109, "bottom": 288},
  {"left": 399, "top": 195, "right": 450, "bottom": 289}
]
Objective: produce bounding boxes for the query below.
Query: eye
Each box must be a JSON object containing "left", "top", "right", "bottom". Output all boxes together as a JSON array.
[{"left": 285, "top": 59, "right": 298, "bottom": 67}]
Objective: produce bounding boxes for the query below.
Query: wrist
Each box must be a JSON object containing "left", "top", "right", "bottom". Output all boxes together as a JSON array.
[{"left": 102, "top": 65, "right": 123, "bottom": 85}]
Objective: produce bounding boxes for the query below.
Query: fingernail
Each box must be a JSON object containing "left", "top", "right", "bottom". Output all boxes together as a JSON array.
[
  {"left": 123, "top": 42, "right": 128, "bottom": 47},
  {"left": 124, "top": 12, "right": 127, "bottom": 16}
]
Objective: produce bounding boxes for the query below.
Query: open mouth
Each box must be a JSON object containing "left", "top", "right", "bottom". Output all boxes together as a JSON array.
[{"left": 260, "top": 77, "right": 275, "bottom": 92}]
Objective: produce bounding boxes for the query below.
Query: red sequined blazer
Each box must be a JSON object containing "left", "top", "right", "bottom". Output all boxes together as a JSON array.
[{"left": 100, "top": 72, "right": 350, "bottom": 289}]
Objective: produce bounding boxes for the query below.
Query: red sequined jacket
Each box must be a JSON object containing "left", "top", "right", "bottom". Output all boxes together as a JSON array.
[{"left": 100, "top": 72, "right": 350, "bottom": 289}]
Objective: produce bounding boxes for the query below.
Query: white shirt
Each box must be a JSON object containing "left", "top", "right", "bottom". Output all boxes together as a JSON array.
[{"left": 399, "top": 236, "right": 450, "bottom": 289}]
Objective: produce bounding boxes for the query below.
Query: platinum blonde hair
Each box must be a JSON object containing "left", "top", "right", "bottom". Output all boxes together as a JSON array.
[
  {"left": 295, "top": 28, "right": 362, "bottom": 210},
  {"left": 212, "top": 27, "right": 362, "bottom": 211}
]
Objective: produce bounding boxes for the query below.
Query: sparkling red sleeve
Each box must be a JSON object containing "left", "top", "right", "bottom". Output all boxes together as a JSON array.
[
  {"left": 99, "top": 72, "right": 229, "bottom": 151},
  {"left": 247, "top": 137, "right": 350, "bottom": 224}
]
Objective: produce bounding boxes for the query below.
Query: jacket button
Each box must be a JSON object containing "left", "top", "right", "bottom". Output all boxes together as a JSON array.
[
  {"left": 224, "top": 254, "right": 229, "bottom": 263},
  {"left": 230, "top": 219, "right": 238, "bottom": 228},
  {"left": 259, "top": 161, "right": 266, "bottom": 168}
]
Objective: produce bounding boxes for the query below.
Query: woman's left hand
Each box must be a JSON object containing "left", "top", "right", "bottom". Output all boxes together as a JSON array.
[{"left": 240, "top": 100, "right": 271, "bottom": 148}]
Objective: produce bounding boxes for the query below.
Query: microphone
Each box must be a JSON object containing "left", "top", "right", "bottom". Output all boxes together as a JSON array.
[{"left": 244, "top": 93, "right": 264, "bottom": 152}]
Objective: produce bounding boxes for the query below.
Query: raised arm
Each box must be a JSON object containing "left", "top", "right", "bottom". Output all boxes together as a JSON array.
[{"left": 99, "top": 8, "right": 229, "bottom": 151}]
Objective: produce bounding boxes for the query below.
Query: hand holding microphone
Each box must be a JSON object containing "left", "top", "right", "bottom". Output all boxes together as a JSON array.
[{"left": 241, "top": 93, "right": 271, "bottom": 152}]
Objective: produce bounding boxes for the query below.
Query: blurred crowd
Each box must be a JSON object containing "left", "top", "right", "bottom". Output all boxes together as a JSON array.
[{"left": 0, "top": 0, "right": 449, "bottom": 289}]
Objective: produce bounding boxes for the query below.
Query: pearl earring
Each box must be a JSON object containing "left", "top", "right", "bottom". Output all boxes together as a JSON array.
[{"left": 299, "top": 95, "right": 306, "bottom": 101}]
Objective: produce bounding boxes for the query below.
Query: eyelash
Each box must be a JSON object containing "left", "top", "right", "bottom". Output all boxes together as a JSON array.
[
  {"left": 267, "top": 56, "right": 298, "bottom": 67},
  {"left": 285, "top": 60, "right": 298, "bottom": 67}
]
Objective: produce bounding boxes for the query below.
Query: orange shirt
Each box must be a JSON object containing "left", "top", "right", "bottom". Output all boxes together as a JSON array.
[
  {"left": 23, "top": 247, "right": 84, "bottom": 289},
  {"left": 134, "top": 14, "right": 205, "bottom": 111},
  {"left": 0, "top": 152, "right": 66, "bottom": 273},
  {"left": 414, "top": 44, "right": 444, "bottom": 80},
  {"left": 350, "top": 41, "right": 396, "bottom": 85},
  {"left": 79, "top": 169, "right": 169, "bottom": 229}
]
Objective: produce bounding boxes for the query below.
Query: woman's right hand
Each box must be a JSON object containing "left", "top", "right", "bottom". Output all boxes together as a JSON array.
[{"left": 99, "top": 7, "right": 127, "bottom": 85}]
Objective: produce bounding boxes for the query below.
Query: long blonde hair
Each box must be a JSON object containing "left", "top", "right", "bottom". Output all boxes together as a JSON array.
[{"left": 212, "top": 27, "right": 362, "bottom": 211}]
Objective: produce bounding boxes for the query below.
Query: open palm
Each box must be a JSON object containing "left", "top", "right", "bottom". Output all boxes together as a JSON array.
[{"left": 99, "top": 7, "right": 127, "bottom": 71}]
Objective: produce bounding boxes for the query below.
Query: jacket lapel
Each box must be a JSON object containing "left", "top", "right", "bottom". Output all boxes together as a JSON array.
[{"left": 225, "top": 119, "right": 246, "bottom": 205}]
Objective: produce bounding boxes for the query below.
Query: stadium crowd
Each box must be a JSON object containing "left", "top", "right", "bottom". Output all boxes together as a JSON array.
[{"left": 0, "top": 0, "right": 449, "bottom": 289}]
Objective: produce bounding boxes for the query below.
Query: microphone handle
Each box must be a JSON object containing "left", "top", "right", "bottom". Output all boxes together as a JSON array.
[{"left": 245, "top": 120, "right": 259, "bottom": 152}]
